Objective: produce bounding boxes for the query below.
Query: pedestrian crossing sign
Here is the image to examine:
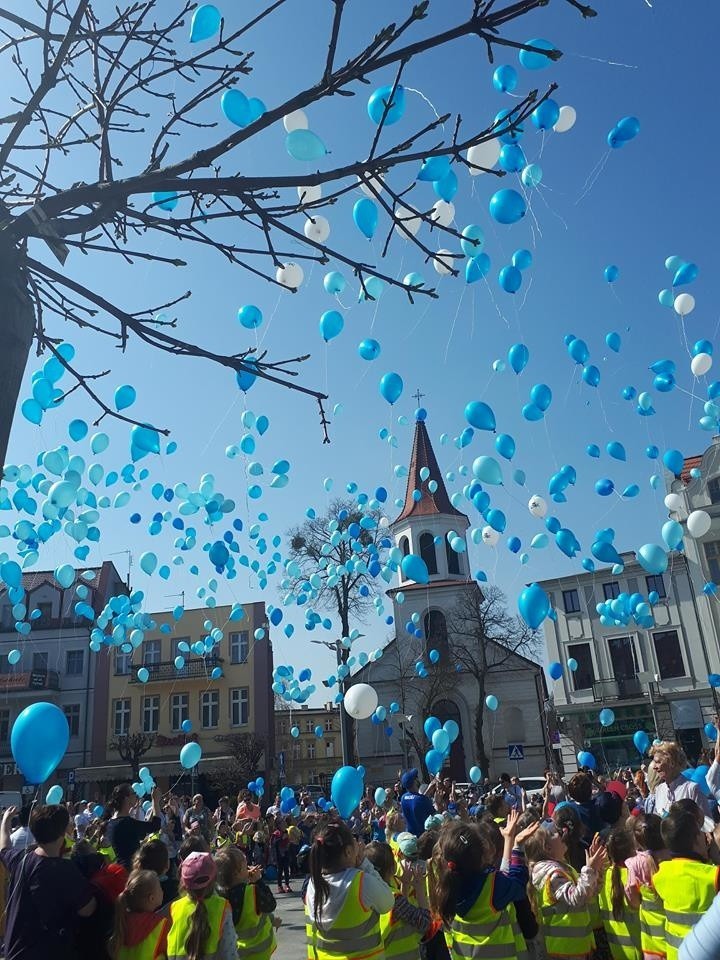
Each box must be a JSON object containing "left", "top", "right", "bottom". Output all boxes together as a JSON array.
[{"left": 508, "top": 743, "right": 524, "bottom": 760}]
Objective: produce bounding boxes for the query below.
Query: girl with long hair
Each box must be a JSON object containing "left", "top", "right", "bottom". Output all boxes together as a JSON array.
[
  {"left": 598, "top": 830, "right": 641, "bottom": 959},
  {"left": 624, "top": 813, "right": 668, "bottom": 959},
  {"left": 111, "top": 869, "right": 169, "bottom": 960},
  {"left": 215, "top": 845, "right": 279, "bottom": 960},
  {"left": 166, "top": 851, "right": 237, "bottom": 960}
]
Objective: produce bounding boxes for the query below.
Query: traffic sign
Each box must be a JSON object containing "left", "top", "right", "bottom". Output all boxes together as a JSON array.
[
  {"left": 67, "top": 770, "right": 75, "bottom": 784},
  {"left": 507, "top": 743, "right": 524, "bottom": 761}
]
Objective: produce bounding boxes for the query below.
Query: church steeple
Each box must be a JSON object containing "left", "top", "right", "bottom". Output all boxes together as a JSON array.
[{"left": 394, "top": 412, "right": 466, "bottom": 525}]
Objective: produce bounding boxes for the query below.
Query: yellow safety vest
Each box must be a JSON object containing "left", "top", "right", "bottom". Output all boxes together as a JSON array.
[
  {"left": 598, "top": 865, "right": 641, "bottom": 960},
  {"left": 167, "top": 893, "right": 228, "bottom": 960},
  {"left": 215, "top": 836, "right": 232, "bottom": 850},
  {"left": 305, "top": 871, "right": 384, "bottom": 960},
  {"left": 638, "top": 879, "right": 665, "bottom": 958},
  {"left": 234, "top": 884, "right": 276, "bottom": 960},
  {"left": 510, "top": 904, "right": 528, "bottom": 960},
  {"left": 98, "top": 844, "right": 116, "bottom": 862},
  {"left": 652, "top": 859, "right": 720, "bottom": 960},
  {"left": 447, "top": 872, "right": 517, "bottom": 960},
  {"left": 379, "top": 895, "right": 422, "bottom": 960},
  {"left": 117, "top": 918, "right": 169, "bottom": 960},
  {"left": 537, "top": 864, "right": 595, "bottom": 958}
]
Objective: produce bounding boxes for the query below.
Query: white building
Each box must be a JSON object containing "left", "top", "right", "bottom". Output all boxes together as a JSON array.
[
  {"left": 539, "top": 438, "right": 720, "bottom": 771},
  {"left": 352, "top": 413, "right": 550, "bottom": 784}
]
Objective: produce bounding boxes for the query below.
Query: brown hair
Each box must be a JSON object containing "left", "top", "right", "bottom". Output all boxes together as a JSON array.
[
  {"left": 628, "top": 812, "right": 663, "bottom": 855},
  {"left": 29, "top": 804, "right": 70, "bottom": 844},
  {"left": 181, "top": 874, "right": 215, "bottom": 960},
  {"left": 567, "top": 772, "right": 592, "bottom": 803},
  {"left": 364, "top": 841, "right": 396, "bottom": 884},
  {"left": 476, "top": 819, "right": 503, "bottom": 867},
  {"left": 309, "top": 819, "right": 356, "bottom": 923},
  {"left": 523, "top": 827, "right": 557, "bottom": 866},
  {"left": 215, "top": 845, "right": 245, "bottom": 891},
  {"left": 133, "top": 837, "right": 169, "bottom": 875},
  {"left": 661, "top": 803, "right": 704, "bottom": 857},
  {"left": 179, "top": 835, "right": 209, "bottom": 862},
  {"left": 606, "top": 830, "right": 636, "bottom": 920},
  {"left": 485, "top": 795, "right": 507, "bottom": 819},
  {"left": 430, "top": 822, "right": 488, "bottom": 925},
  {"left": 553, "top": 804, "right": 585, "bottom": 872},
  {"left": 112, "top": 870, "right": 159, "bottom": 958},
  {"left": 416, "top": 830, "right": 439, "bottom": 860}
]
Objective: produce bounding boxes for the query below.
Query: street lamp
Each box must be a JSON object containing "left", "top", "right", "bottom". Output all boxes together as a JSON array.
[{"left": 311, "top": 635, "right": 365, "bottom": 766}]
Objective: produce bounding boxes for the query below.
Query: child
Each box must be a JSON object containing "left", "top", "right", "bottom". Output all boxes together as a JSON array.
[
  {"left": 272, "top": 825, "right": 292, "bottom": 894},
  {"left": 215, "top": 821, "right": 233, "bottom": 851},
  {"left": 133, "top": 837, "right": 179, "bottom": 906},
  {"left": 304, "top": 819, "right": 394, "bottom": 958},
  {"left": 111, "top": 869, "right": 169, "bottom": 960},
  {"left": 385, "top": 809, "right": 405, "bottom": 854},
  {"left": 624, "top": 813, "right": 667, "bottom": 960},
  {"left": 598, "top": 830, "right": 642, "bottom": 960},
  {"left": 167, "top": 851, "right": 237, "bottom": 960},
  {"left": 652, "top": 803, "right": 720, "bottom": 960},
  {"left": 553, "top": 803, "right": 589, "bottom": 872},
  {"left": 416, "top": 831, "right": 448, "bottom": 960},
  {"left": 215, "top": 845, "right": 279, "bottom": 960},
  {"left": 430, "top": 812, "right": 538, "bottom": 960},
  {"left": 525, "top": 821, "right": 607, "bottom": 958}
]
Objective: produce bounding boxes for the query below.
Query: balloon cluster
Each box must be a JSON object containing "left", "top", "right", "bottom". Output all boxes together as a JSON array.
[
  {"left": 596, "top": 591, "right": 656, "bottom": 629},
  {"left": 423, "top": 715, "right": 460, "bottom": 775}
]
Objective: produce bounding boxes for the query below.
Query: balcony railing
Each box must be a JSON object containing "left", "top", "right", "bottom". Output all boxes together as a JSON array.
[
  {"left": 0, "top": 669, "right": 60, "bottom": 692},
  {"left": 591, "top": 676, "right": 643, "bottom": 701},
  {"left": 128, "top": 657, "right": 222, "bottom": 682}
]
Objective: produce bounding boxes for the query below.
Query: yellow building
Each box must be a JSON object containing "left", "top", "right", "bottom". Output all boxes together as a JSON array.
[
  {"left": 76, "top": 601, "right": 274, "bottom": 798},
  {"left": 275, "top": 703, "right": 341, "bottom": 790}
]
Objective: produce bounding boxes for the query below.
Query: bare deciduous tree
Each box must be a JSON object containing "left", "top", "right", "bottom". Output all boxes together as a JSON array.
[
  {"left": 0, "top": 0, "right": 595, "bottom": 465},
  {"left": 109, "top": 730, "right": 156, "bottom": 780},
  {"left": 211, "top": 732, "right": 266, "bottom": 795}
]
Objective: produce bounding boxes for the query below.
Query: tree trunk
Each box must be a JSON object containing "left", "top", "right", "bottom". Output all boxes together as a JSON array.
[
  {"left": 0, "top": 269, "right": 35, "bottom": 471},
  {"left": 403, "top": 726, "right": 429, "bottom": 781},
  {"left": 474, "top": 702, "right": 490, "bottom": 780},
  {"left": 338, "top": 605, "right": 356, "bottom": 766}
]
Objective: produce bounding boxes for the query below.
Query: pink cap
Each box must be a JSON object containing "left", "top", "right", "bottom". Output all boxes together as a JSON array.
[{"left": 181, "top": 851, "right": 217, "bottom": 890}]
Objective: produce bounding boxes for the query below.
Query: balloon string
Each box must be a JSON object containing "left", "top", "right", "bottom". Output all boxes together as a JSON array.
[
  {"left": 404, "top": 87, "right": 444, "bottom": 128},
  {"left": 567, "top": 52, "right": 639, "bottom": 70},
  {"left": 576, "top": 150, "right": 611, "bottom": 205},
  {"left": 257, "top": 290, "right": 283, "bottom": 351},
  {"left": 443, "top": 284, "right": 466, "bottom": 362}
]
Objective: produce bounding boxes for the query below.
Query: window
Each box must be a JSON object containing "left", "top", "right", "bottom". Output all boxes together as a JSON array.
[
  {"left": 143, "top": 639, "right": 161, "bottom": 665},
  {"left": 563, "top": 589, "right": 581, "bottom": 614},
  {"left": 174, "top": 637, "right": 190, "bottom": 657},
  {"left": 142, "top": 696, "right": 160, "bottom": 733},
  {"left": 230, "top": 631, "right": 249, "bottom": 664},
  {"left": 602, "top": 582, "right": 620, "bottom": 601},
  {"left": 399, "top": 536, "right": 410, "bottom": 558},
  {"left": 424, "top": 610, "right": 448, "bottom": 655},
  {"left": 419, "top": 532, "right": 438, "bottom": 576},
  {"left": 0, "top": 605, "right": 12, "bottom": 630},
  {"left": 324, "top": 717, "right": 333, "bottom": 732},
  {"left": 653, "top": 630, "right": 685, "bottom": 680},
  {"left": 32, "top": 651, "right": 48, "bottom": 671},
  {"left": 64, "top": 704, "right": 80, "bottom": 737},
  {"left": 709, "top": 477, "right": 720, "bottom": 505},
  {"left": 567, "top": 643, "right": 594, "bottom": 691},
  {"left": 645, "top": 575, "right": 667, "bottom": 599},
  {"left": 230, "top": 688, "right": 249, "bottom": 727},
  {"left": 307, "top": 741, "right": 316, "bottom": 760},
  {"left": 445, "top": 539, "right": 460, "bottom": 576},
  {"left": 65, "top": 650, "right": 84, "bottom": 676},
  {"left": 36, "top": 602, "right": 52, "bottom": 625},
  {"left": 0, "top": 709, "right": 9, "bottom": 740},
  {"left": 279, "top": 720, "right": 287, "bottom": 736},
  {"left": 115, "top": 649, "right": 131, "bottom": 676},
  {"left": 705, "top": 541, "right": 720, "bottom": 584},
  {"left": 171, "top": 694, "right": 189, "bottom": 731},
  {"left": 305, "top": 719, "right": 314, "bottom": 733},
  {"left": 113, "top": 699, "right": 131, "bottom": 736},
  {"left": 292, "top": 742, "right": 301, "bottom": 760},
  {"left": 201, "top": 690, "right": 219, "bottom": 728},
  {"left": 326, "top": 740, "right": 335, "bottom": 759}
]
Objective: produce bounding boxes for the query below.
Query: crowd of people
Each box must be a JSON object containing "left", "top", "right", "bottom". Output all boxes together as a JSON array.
[{"left": 1, "top": 739, "right": 720, "bottom": 958}]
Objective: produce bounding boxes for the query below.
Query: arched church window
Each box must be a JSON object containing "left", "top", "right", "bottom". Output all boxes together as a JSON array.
[
  {"left": 419, "top": 532, "right": 438, "bottom": 576},
  {"left": 399, "top": 536, "right": 410, "bottom": 557},
  {"left": 446, "top": 539, "right": 460, "bottom": 575},
  {"left": 424, "top": 609, "right": 448, "bottom": 655}
]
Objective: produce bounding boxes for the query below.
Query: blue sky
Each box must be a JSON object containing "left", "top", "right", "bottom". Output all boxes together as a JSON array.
[{"left": 4, "top": 0, "right": 717, "bottom": 698}]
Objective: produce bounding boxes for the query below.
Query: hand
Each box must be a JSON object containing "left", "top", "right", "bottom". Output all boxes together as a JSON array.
[
  {"left": 272, "top": 916, "right": 283, "bottom": 929},
  {"left": 354, "top": 840, "right": 365, "bottom": 867},
  {"left": 586, "top": 834, "right": 608, "bottom": 873},
  {"left": 1, "top": 806, "right": 17, "bottom": 824},
  {"left": 500, "top": 809, "right": 519, "bottom": 839},
  {"left": 248, "top": 866, "right": 262, "bottom": 883},
  {"left": 515, "top": 821, "right": 541, "bottom": 845}
]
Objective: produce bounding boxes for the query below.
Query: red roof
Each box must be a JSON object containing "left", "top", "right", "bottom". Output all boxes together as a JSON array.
[
  {"left": 394, "top": 418, "right": 466, "bottom": 524},
  {"left": 681, "top": 455, "right": 702, "bottom": 484}
]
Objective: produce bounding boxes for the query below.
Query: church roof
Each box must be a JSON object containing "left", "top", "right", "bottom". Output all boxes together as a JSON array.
[{"left": 394, "top": 417, "right": 466, "bottom": 525}]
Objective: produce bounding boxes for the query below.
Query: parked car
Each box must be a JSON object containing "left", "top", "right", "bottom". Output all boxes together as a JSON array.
[{"left": 491, "top": 776, "right": 547, "bottom": 798}]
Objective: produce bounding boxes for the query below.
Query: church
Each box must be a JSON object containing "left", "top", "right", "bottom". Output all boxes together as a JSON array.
[{"left": 352, "top": 410, "right": 553, "bottom": 785}]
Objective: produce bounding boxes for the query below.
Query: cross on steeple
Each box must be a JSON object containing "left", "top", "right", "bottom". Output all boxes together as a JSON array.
[{"left": 413, "top": 388, "right": 425, "bottom": 406}]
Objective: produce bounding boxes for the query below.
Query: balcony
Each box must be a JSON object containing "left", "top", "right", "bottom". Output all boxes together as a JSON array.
[
  {"left": 592, "top": 676, "right": 643, "bottom": 701},
  {"left": 0, "top": 669, "right": 60, "bottom": 693},
  {"left": 127, "top": 657, "right": 222, "bottom": 682}
]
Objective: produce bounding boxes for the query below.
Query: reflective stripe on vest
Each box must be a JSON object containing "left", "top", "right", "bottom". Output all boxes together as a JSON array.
[
  {"left": 117, "top": 920, "right": 169, "bottom": 960},
  {"left": 235, "top": 884, "right": 276, "bottom": 959},
  {"left": 167, "top": 892, "right": 228, "bottom": 960},
  {"left": 379, "top": 903, "right": 422, "bottom": 960},
  {"left": 449, "top": 872, "right": 517, "bottom": 960},
  {"left": 538, "top": 865, "right": 595, "bottom": 957},
  {"left": 651, "top": 859, "right": 720, "bottom": 960},
  {"left": 638, "top": 882, "right": 665, "bottom": 957},
  {"left": 598, "top": 865, "right": 641, "bottom": 960},
  {"left": 305, "top": 872, "right": 383, "bottom": 960}
]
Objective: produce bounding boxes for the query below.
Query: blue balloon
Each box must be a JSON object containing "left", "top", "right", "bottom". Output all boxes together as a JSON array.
[
  {"left": 508, "top": 343, "right": 529, "bottom": 374},
  {"left": 424, "top": 716, "right": 441, "bottom": 740},
  {"left": 674, "top": 262, "right": 699, "bottom": 287},
  {"left": 607, "top": 441, "right": 626, "bottom": 462},
  {"left": 472, "top": 456, "right": 503, "bottom": 486},
  {"left": 599, "top": 708, "right": 615, "bottom": 727},
  {"left": 663, "top": 449, "right": 684, "bottom": 477},
  {"left": 236, "top": 358, "right": 258, "bottom": 393},
  {"left": 489, "top": 189, "right": 526, "bottom": 225},
  {"left": 636, "top": 543, "right": 668, "bottom": 576},
  {"left": 522, "top": 403, "right": 543, "bottom": 422},
  {"left": 367, "top": 84, "right": 405, "bottom": 125},
  {"left": 587, "top": 444, "right": 600, "bottom": 458},
  {"left": 499, "top": 265, "right": 522, "bottom": 294},
  {"left": 548, "top": 661, "right": 563, "bottom": 681},
  {"left": 379, "top": 372, "right": 403, "bottom": 405},
  {"left": 465, "top": 254, "right": 491, "bottom": 284},
  {"left": 331, "top": 765, "right": 364, "bottom": 818},
  {"left": 512, "top": 249, "right": 533, "bottom": 271},
  {"left": 353, "top": 198, "right": 378, "bottom": 239},
  {"left": 495, "top": 434, "right": 515, "bottom": 460},
  {"left": 494, "top": 107, "right": 524, "bottom": 143},
  {"left": 319, "top": 310, "right": 344, "bottom": 342},
  {"left": 221, "top": 89, "right": 251, "bottom": 127},
  {"left": 604, "top": 265, "right": 619, "bottom": 283},
  {"left": 499, "top": 143, "right": 527, "bottom": 173},
  {"left": 460, "top": 225, "right": 485, "bottom": 258},
  {"left": 486, "top": 509, "right": 506, "bottom": 533},
  {"left": 521, "top": 163, "right": 543, "bottom": 188},
  {"left": 662, "top": 520, "right": 684, "bottom": 551},
  {"left": 614, "top": 115, "right": 641, "bottom": 141},
  {"left": 465, "top": 401, "right": 496, "bottom": 432},
  {"left": 425, "top": 749, "right": 445, "bottom": 776},
  {"left": 11, "top": 702, "right": 69, "bottom": 784},
  {"left": 568, "top": 338, "right": 589, "bottom": 364},
  {"left": 606, "top": 331, "right": 621, "bottom": 352},
  {"left": 531, "top": 383, "right": 552, "bottom": 412},
  {"left": 324, "top": 271, "right": 346, "bottom": 294},
  {"left": 518, "top": 582, "right": 550, "bottom": 629},
  {"left": 531, "top": 99, "right": 560, "bottom": 130},
  {"left": 633, "top": 730, "right": 650, "bottom": 754},
  {"left": 358, "top": 338, "right": 381, "bottom": 361},
  {"left": 693, "top": 339, "right": 713, "bottom": 358},
  {"left": 595, "top": 478, "right": 614, "bottom": 497},
  {"left": 493, "top": 64, "right": 518, "bottom": 92},
  {"left": 286, "top": 129, "right": 327, "bottom": 161},
  {"left": 238, "top": 304, "right": 263, "bottom": 330},
  {"left": 417, "top": 155, "right": 450, "bottom": 182},
  {"left": 401, "top": 553, "right": 429, "bottom": 585},
  {"left": 114, "top": 384, "right": 137, "bottom": 410},
  {"left": 434, "top": 169, "right": 458, "bottom": 202},
  {"left": 583, "top": 364, "right": 600, "bottom": 387},
  {"left": 556, "top": 528, "right": 580, "bottom": 558},
  {"left": 190, "top": 4, "right": 221, "bottom": 42},
  {"left": 577, "top": 751, "right": 596, "bottom": 770},
  {"left": 180, "top": 742, "right": 202, "bottom": 769},
  {"left": 519, "top": 38, "right": 556, "bottom": 70},
  {"left": 507, "top": 536, "right": 521, "bottom": 554}
]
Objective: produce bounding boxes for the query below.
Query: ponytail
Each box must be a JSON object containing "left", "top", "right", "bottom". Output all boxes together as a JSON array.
[
  {"left": 610, "top": 863, "right": 625, "bottom": 921},
  {"left": 185, "top": 891, "right": 212, "bottom": 960},
  {"left": 430, "top": 821, "right": 487, "bottom": 925},
  {"left": 309, "top": 819, "right": 355, "bottom": 923},
  {"left": 605, "top": 828, "right": 636, "bottom": 921},
  {"left": 111, "top": 870, "right": 158, "bottom": 958}
]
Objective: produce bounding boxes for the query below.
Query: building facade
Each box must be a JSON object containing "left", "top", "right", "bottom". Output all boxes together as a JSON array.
[
  {"left": 76, "top": 601, "right": 274, "bottom": 797},
  {"left": 352, "top": 414, "right": 550, "bottom": 785},
  {"left": 0, "top": 561, "right": 126, "bottom": 797},
  {"left": 274, "top": 703, "right": 341, "bottom": 790},
  {"left": 539, "top": 439, "right": 720, "bottom": 770}
]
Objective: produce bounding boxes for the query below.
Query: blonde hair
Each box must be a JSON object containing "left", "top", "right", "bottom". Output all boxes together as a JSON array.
[
  {"left": 385, "top": 809, "right": 404, "bottom": 837},
  {"left": 650, "top": 741, "right": 686, "bottom": 778},
  {"left": 112, "top": 870, "right": 159, "bottom": 957}
]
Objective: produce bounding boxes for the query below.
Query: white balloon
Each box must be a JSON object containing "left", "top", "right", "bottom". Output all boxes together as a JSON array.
[
  {"left": 674, "top": 293, "right": 695, "bottom": 316},
  {"left": 433, "top": 249, "right": 455, "bottom": 276},
  {"left": 284, "top": 109, "right": 308, "bottom": 133},
  {"left": 687, "top": 509, "right": 712, "bottom": 538},
  {"left": 297, "top": 184, "right": 321, "bottom": 205},
  {"left": 430, "top": 200, "right": 455, "bottom": 227},
  {"left": 379, "top": 516, "right": 390, "bottom": 528},
  {"left": 466, "top": 139, "right": 500, "bottom": 175},
  {"left": 528, "top": 495, "right": 548, "bottom": 518},
  {"left": 276, "top": 262, "right": 304, "bottom": 289},
  {"left": 481, "top": 525, "right": 500, "bottom": 547},
  {"left": 553, "top": 105, "right": 576, "bottom": 133},
  {"left": 691, "top": 353, "right": 712, "bottom": 377},
  {"left": 343, "top": 682, "right": 378, "bottom": 720},
  {"left": 304, "top": 215, "right": 330, "bottom": 243},
  {"left": 395, "top": 204, "right": 421, "bottom": 238},
  {"left": 664, "top": 492, "right": 684, "bottom": 512},
  {"left": 358, "top": 174, "right": 384, "bottom": 198}
]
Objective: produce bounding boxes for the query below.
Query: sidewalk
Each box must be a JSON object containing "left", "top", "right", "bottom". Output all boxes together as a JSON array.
[{"left": 273, "top": 888, "right": 308, "bottom": 960}]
